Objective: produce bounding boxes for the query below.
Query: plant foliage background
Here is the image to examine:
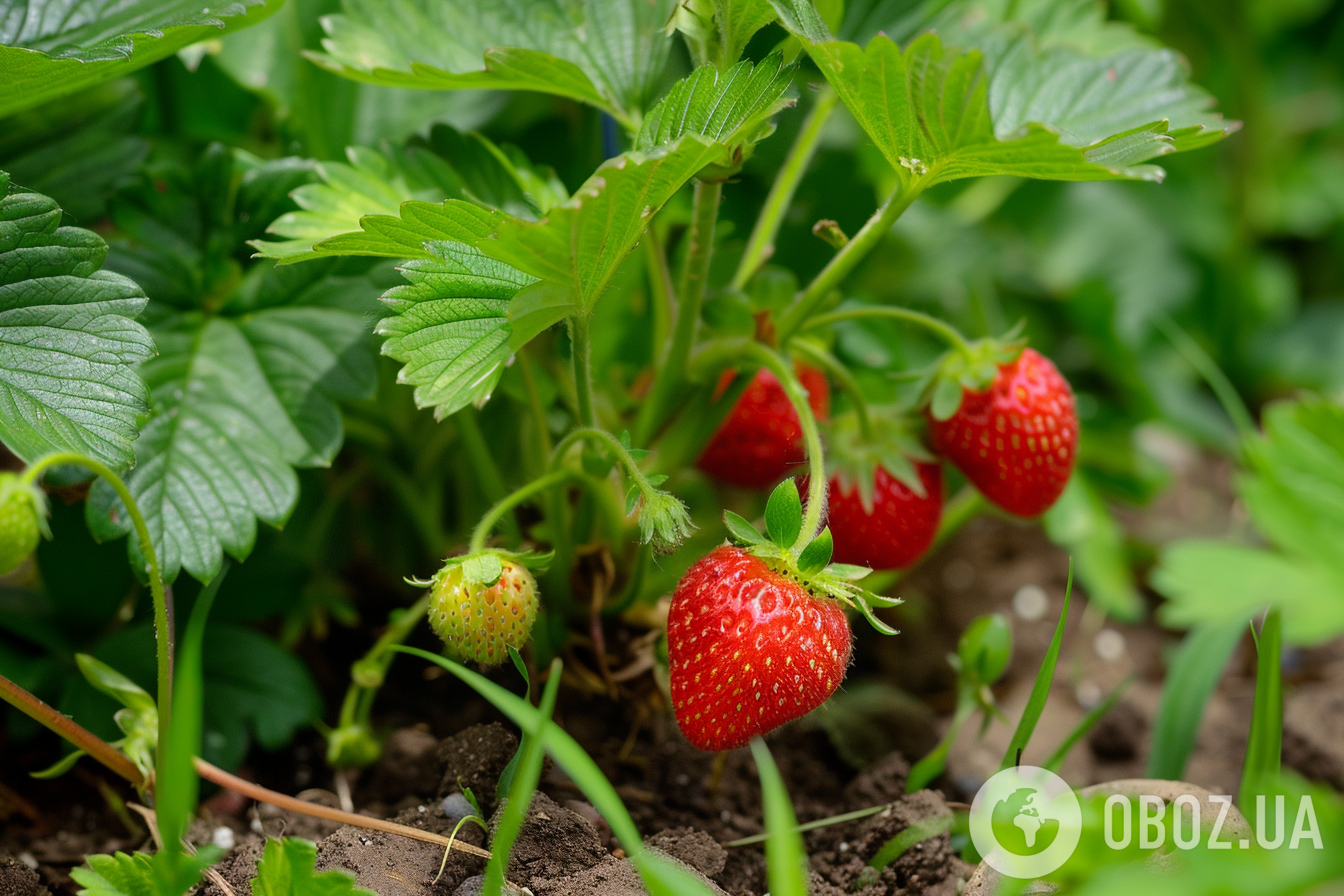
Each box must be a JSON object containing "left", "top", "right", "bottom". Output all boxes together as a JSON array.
[{"left": 1, "top": 0, "right": 1342, "bottom": 862}]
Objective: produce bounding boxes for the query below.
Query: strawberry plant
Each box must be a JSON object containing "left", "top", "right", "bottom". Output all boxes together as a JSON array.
[{"left": 3, "top": 1, "right": 1343, "bottom": 895}]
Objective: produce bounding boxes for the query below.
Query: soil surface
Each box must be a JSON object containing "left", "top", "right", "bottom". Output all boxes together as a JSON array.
[{"left": 5, "top": 450, "right": 1344, "bottom": 896}]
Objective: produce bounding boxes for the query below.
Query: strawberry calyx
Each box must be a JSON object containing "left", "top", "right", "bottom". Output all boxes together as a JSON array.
[
  {"left": 924, "top": 328, "right": 1028, "bottom": 422},
  {"left": 407, "top": 548, "right": 554, "bottom": 590},
  {"left": 721, "top": 480, "right": 902, "bottom": 635},
  {"left": 823, "top": 409, "right": 935, "bottom": 513}
]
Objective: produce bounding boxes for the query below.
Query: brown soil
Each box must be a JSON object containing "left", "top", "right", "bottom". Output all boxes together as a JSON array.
[{"left": 5, "top": 467, "right": 1344, "bottom": 896}]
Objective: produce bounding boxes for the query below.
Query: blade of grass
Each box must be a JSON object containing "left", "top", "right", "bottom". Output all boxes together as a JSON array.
[
  {"left": 722, "top": 805, "right": 888, "bottom": 848},
  {"left": 749, "top": 738, "right": 808, "bottom": 896},
  {"left": 392, "top": 647, "right": 715, "bottom": 896},
  {"left": 157, "top": 566, "right": 229, "bottom": 857},
  {"left": 1000, "top": 560, "right": 1073, "bottom": 771},
  {"left": 1145, "top": 619, "right": 1244, "bottom": 780},
  {"left": 484, "top": 659, "right": 561, "bottom": 896},
  {"left": 869, "top": 813, "right": 952, "bottom": 870},
  {"left": 908, "top": 697, "right": 976, "bottom": 792},
  {"left": 1240, "top": 608, "right": 1283, "bottom": 809},
  {"left": 1043, "top": 674, "right": 1136, "bottom": 773}
]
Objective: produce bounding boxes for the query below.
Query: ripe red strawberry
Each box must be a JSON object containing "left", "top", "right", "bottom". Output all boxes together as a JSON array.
[
  {"left": 697, "top": 365, "right": 830, "bottom": 489},
  {"left": 820, "top": 461, "right": 944, "bottom": 570},
  {"left": 668, "top": 545, "right": 852, "bottom": 751},
  {"left": 427, "top": 555, "right": 539, "bottom": 666},
  {"left": 928, "top": 347, "right": 1077, "bottom": 517}
]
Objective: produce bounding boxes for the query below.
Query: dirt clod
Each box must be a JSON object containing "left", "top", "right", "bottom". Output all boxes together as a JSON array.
[
  {"left": 0, "top": 857, "right": 50, "bottom": 896},
  {"left": 491, "top": 792, "right": 605, "bottom": 887},
  {"left": 437, "top": 724, "right": 519, "bottom": 813},
  {"left": 366, "top": 728, "right": 444, "bottom": 802},
  {"left": 644, "top": 828, "right": 726, "bottom": 878}
]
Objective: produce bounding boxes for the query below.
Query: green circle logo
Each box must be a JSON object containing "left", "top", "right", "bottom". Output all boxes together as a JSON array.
[{"left": 970, "top": 766, "right": 1082, "bottom": 878}]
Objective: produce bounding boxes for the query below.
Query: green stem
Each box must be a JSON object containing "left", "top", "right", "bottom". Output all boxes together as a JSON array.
[
  {"left": 743, "top": 344, "right": 826, "bottom": 555},
  {"left": 21, "top": 453, "right": 172, "bottom": 769},
  {"left": 552, "top": 427, "right": 658, "bottom": 497},
  {"left": 733, "top": 87, "right": 839, "bottom": 290},
  {"left": 906, "top": 692, "right": 977, "bottom": 793},
  {"left": 636, "top": 179, "right": 723, "bottom": 442},
  {"left": 469, "top": 469, "right": 577, "bottom": 554},
  {"left": 643, "top": 226, "right": 676, "bottom": 358},
  {"left": 789, "top": 340, "right": 872, "bottom": 439},
  {"left": 802, "top": 305, "right": 975, "bottom": 359},
  {"left": 569, "top": 312, "right": 598, "bottom": 429},
  {"left": 776, "top": 177, "right": 930, "bottom": 342},
  {"left": 336, "top": 594, "right": 433, "bottom": 735},
  {"left": 0, "top": 672, "right": 145, "bottom": 788}
]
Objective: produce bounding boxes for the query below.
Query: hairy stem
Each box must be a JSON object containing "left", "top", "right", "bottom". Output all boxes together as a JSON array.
[
  {"left": 776, "top": 177, "right": 929, "bottom": 342},
  {"left": 569, "top": 312, "right": 598, "bottom": 429},
  {"left": 336, "top": 594, "right": 433, "bottom": 736},
  {"left": 469, "top": 469, "right": 577, "bottom": 554},
  {"left": 21, "top": 453, "right": 172, "bottom": 768},
  {"left": 552, "top": 427, "right": 658, "bottom": 498},
  {"left": 193, "top": 758, "right": 490, "bottom": 857},
  {"left": 643, "top": 227, "right": 676, "bottom": 357},
  {"left": 636, "top": 180, "right": 723, "bottom": 442},
  {"left": 733, "top": 87, "right": 839, "bottom": 290},
  {"left": 802, "top": 305, "right": 975, "bottom": 359},
  {"left": 789, "top": 340, "right": 873, "bottom": 439},
  {"left": 0, "top": 672, "right": 145, "bottom": 788},
  {"left": 744, "top": 344, "right": 826, "bottom": 554}
]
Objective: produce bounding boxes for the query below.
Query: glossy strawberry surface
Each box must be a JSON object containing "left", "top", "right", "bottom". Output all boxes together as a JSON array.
[
  {"left": 697, "top": 366, "right": 830, "bottom": 489},
  {"left": 928, "top": 348, "right": 1077, "bottom": 517},
  {"left": 822, "top": 461, "right": 944, "bottom": 570},
  {"left": 668, "top": 545, "right": 852, "bottom": 751}
]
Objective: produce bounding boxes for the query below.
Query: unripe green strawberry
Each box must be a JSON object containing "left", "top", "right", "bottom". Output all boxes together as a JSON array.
[
  {"left": 428, "top": 555, "right": 539, "bottom": 667},
  {"left": 0, "top": 473, "right": 46, "bottom": 576}
]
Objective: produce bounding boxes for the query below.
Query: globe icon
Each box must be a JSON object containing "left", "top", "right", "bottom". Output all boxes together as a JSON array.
[{"left": 990, "top": 787, "right": 1061, "bottom": 856}]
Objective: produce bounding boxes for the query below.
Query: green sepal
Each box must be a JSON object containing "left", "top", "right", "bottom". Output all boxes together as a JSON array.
[
  {"left": 765, "top": 479, "right": 803, "bottom": 548},
  {"left": 724, "top": 510, "right": 768, "bottom": 546},
  {"left": 797, "top": 527, "right": 834, "bottom": 576},
  {"left": 853, "top": 593, "right": 900, "bottom": 636},
  {"left": 462, "top": 553, "right": 505, "bottom": 587},
  {"left": 826, "top": 410, "right": 935, "bottom": 511},
  {"left": 826, "top": 563, "right": 873, "bottom": 581},
  {"left": 924, "top": 335, "right": 1027, "bottom": 421}
]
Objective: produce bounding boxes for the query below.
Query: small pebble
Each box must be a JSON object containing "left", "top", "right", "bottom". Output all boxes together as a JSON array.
[
  {"left": 18, "top": 852, "right": 38, "bottom": 869},
  {"left": 211, "top": 826, "right": 235, "bottom": 850},
  {"left": 675, "top": 774, "right": 689, "bottom": 786},
  {"left": 838, "top": 842, "right": 849, "bottom": 853},
  {"left": 1076, "top": 680, "right": 1103, "bottom": 709},
  {"left": 1013, "top": 584, "right": 1049, "bottom": 621},
  {"left": 720, "top": 809, "right": 731, "bottom": 822},
  {"left": 1094, "top": 629, "right": 1126, "bottom": 662},
  {"left": 441, "top": 792, "right": 476, "bottom": 821}
]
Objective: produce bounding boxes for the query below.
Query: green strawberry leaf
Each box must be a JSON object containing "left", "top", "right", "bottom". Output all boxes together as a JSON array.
[
  {"left": 765, "top": 479, "right": 803, "bottom": 548},
  {"left": 482, "top": 137, "right": 722, "bottom": 312},
  {"left": 670, "top": 0, "right": 779, "bottom": 69},
  {"left": 71, "top": 848, "right": 224, "bottom": 896},
  {"left": 0, "top": 0, "right": 281, "bottom": 119},
  {"left": 309, "top": 0, "right": 677, "bottom": 126},
  {"left": 1154, "top": 394, "right": 1344, "bottom": 645},
  {"left": 770, "top": 5, "right": 1231, "bottom": 184},
  {"left": 251, "top": 838, "right": 376, "bottom": 896},
  {"left": 724, "top": 510, "right": 768, "bottom": 546},
  {"left": 797, "top": 526, "right": 833, "bottom": 576},
  {"left": 377, "top": 242, "right": 536, "bottom": 421},
  {"left": 633, "top": 52, "right": 795, "bottom": 174},
  {"left": 88, "top": 262, "right": 379, "bottom": 584},
  {"left": 251, "top": 131, "right": 556, "bottom": 264},
  {"left": 462, "top": 553, "right": 505, "bottom": 587},
  {"left": 0, "top": 172, "right": 154, "bottom": 469}
]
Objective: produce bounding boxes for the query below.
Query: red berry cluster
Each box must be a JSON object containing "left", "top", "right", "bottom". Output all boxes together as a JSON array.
[{"left": 671, "top": 347, "right": 1078, "bottom": 751}]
